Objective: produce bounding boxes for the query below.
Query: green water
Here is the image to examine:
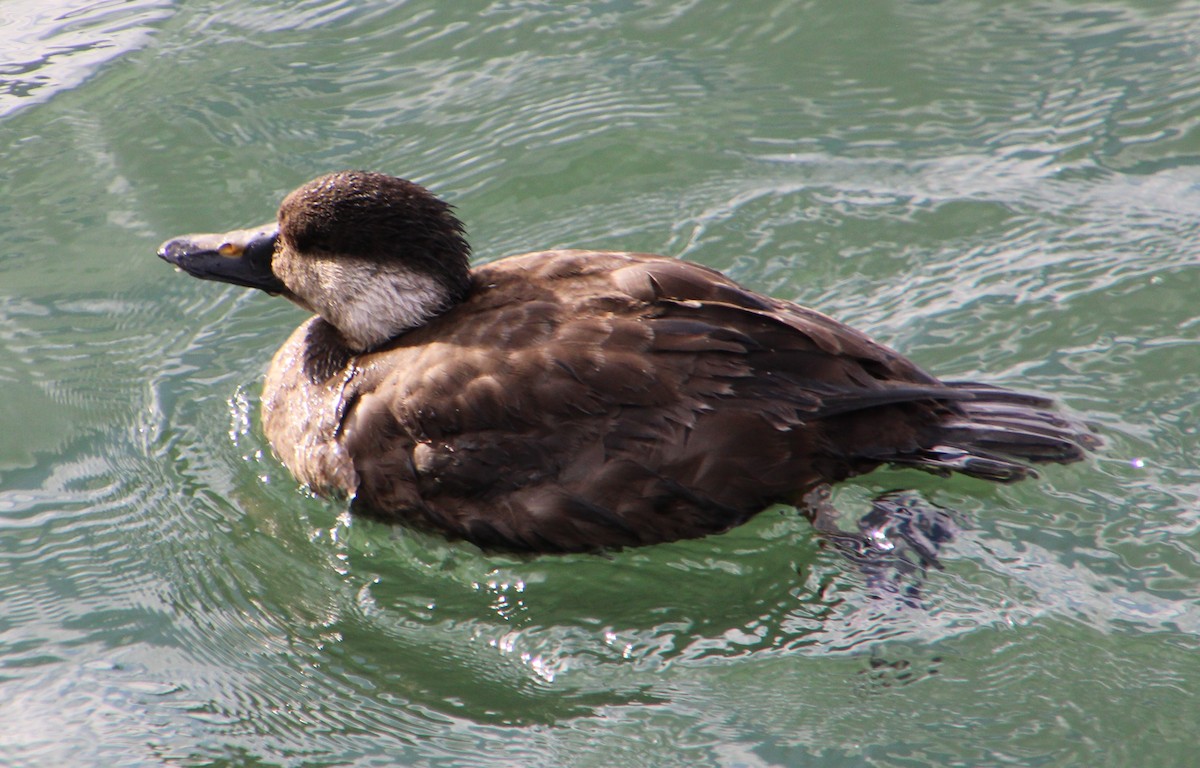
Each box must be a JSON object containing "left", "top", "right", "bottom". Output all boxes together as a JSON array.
[{"left": 2, "top": 1, "right": 1198, "bottom": 765}]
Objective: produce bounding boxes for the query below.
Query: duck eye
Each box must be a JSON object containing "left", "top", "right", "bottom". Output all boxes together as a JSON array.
[{"left": 218, "top": 242, "right": 244, "bottom": 257}]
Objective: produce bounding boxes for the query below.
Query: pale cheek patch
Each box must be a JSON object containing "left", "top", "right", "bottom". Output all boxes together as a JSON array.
[
  {"left": 337, "top": 273, "right": 448, "bottom": 350},
  {"left": 283, "top": 255, "right": 450, "bottom": 352}
]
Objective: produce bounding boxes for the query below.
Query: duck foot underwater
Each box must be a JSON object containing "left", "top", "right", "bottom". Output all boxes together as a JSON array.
[
  {"left": 802, "top": 486, "right": 959, "bottom": 605},
  {"left": 157, "top": 170, "right": 1098, "bottom": 557}
]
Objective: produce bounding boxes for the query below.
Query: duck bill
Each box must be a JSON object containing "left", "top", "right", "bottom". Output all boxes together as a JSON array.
[{"left": 157, "top": 224, "right": 286, "bottom": 294}]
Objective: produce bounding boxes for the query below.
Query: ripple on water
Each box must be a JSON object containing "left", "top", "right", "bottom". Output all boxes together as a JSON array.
[
  {"left": 0, "top": 280, "right": 296, "bottom": 760},
  {"left": 0, "top": 0, "right": 173, "bottom": 118}
]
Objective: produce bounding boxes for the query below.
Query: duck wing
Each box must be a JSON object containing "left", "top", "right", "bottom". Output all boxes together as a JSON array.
[{"left": 328, "top": 251, "right": 1090, "bottom": 551}]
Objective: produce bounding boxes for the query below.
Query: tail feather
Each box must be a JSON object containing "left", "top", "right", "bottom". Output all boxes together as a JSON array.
[{"left": 892, "top": 381, "right": 1098, "bottom": 483}]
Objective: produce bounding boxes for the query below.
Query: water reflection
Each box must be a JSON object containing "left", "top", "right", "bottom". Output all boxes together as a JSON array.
[{"left": 0, "top": 0, "right": 172, "bottom": 118}]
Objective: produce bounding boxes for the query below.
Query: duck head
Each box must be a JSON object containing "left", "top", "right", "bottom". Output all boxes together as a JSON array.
[{"left": 157, "top": 171, "right": 472, "bottom": 352}]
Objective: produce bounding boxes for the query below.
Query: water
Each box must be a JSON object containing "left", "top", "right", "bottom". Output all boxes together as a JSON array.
[{"left": 1, "top": 1, "right": 1198, "bottom": 765}]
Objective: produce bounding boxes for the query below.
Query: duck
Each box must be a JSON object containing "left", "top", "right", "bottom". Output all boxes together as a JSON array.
[{"left": 157, "top": 170, "right": 1096, "bottom": 554}]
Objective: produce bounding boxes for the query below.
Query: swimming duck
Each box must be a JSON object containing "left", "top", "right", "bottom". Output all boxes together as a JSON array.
[{"left": 158, "top": 171, "right": 1095, "bottom": 553}]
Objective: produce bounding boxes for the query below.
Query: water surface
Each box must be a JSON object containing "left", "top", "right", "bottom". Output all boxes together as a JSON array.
[{"left": 1, "top": 1, "right": 1198, "bottom": 766}]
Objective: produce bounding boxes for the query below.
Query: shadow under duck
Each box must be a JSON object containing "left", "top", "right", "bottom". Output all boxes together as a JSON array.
[{"left": 158, "top": 171, "right": 1096, "bottom": 554}]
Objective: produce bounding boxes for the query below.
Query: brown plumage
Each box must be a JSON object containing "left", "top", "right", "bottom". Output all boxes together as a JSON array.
[{"left": 158, "top": 171, "right": 1096, "bottom": 553}]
